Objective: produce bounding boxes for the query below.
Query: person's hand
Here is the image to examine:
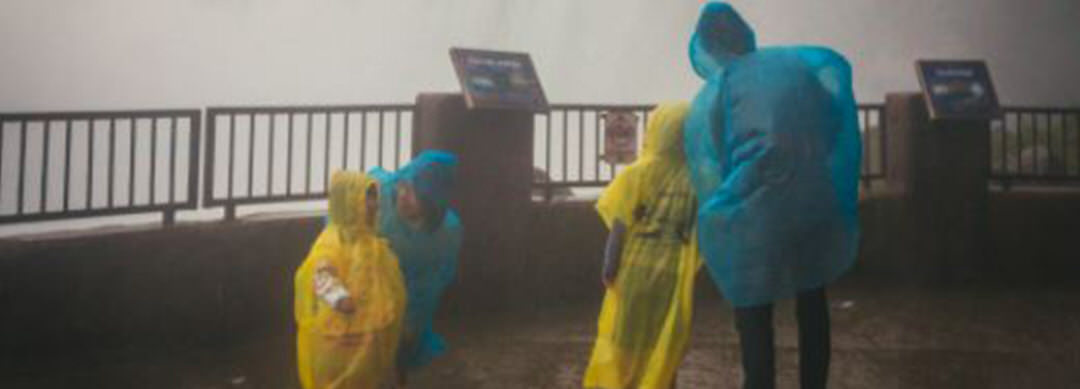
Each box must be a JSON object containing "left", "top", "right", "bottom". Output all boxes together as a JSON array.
[
  {"left": 335, "top": 296, "right": 356, "bottom": 314},
  {"left": 602, "top": 265, "right": 617, "bottom": 289}
]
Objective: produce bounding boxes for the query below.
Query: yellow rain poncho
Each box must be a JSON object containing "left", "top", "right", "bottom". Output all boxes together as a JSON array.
[
  {"left": 584, "top": 102, "right": 703, "bottom": 389},
  {"left": 294, "top": 172, "right": 407, "bottom": 389}
]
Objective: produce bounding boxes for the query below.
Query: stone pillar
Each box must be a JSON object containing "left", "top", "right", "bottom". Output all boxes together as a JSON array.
[
  {"left": 412, "top": 93, "right": 534, "bottom": 310},
  {"left": 885, "top": 92, "right": 990, "bottom": 282}
]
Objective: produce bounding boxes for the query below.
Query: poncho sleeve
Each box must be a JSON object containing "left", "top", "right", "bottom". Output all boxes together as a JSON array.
[
  {"left": 294, "top": 227, "right": 342, "bottom": 327},
  {"left": 438, "top": 211, "right": 464, "bottom": 289},
  {"left": 595, "top": 166, "right": 643, "bottom": 230}
]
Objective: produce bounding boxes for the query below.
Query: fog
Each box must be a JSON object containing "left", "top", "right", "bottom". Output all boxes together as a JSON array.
[
  {"left": 2, "top": 0, "right": 1078, "bottom": 235},
  {"left": 1, "top": 0, "right": 1078, "bottom": 111}
]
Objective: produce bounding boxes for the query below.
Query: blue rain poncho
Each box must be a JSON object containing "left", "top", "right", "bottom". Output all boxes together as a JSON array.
[
  {"left": 684, "top": 2, "right": 862, "bottom": 307},
  {"left": 369, "top": 151, "right": 463, "bottom": 370}
]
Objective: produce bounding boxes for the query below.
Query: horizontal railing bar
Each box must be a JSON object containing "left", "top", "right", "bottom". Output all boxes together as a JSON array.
[
  {"left": 0, "top": 204, "right": 195, "bottom": 224},
  {"left": 535, "top": 174, "right": 889, "bottom": 185},
  {"left": 999, "top": 106, "right": 1080, "bottom": 114},
  {"left": 989, "top": 173, "right": 1080, "bottom": 180},
  {"left": 534, "top": 181, "right": 615, "bottom": 188},
  {"left": 206, "top": 104, "right": 413, "bottom": 115},
  {"left": 0, "top": 110, "right": 200, "bottom": 122},
  {"left": 547, "top": 104, "right": 888, "bottom": 111},
  {"left": 203, "top": 193, "right": 328, "bottom": 207},
  {"left": 547, "top": 104, "right": 655, "bottom": 111}
]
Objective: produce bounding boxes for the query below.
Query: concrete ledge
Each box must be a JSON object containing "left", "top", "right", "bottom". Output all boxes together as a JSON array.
[
  {"left": 0, "top": 216, "right": 323, "bottom": 355},
  {"left": 1, "top": 191, "right": 1078, "bottom": 357}
]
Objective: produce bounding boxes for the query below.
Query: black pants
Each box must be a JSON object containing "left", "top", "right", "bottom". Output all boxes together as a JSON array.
[{"left": 734, "top": 287, "right": 830, "bottom": 389}]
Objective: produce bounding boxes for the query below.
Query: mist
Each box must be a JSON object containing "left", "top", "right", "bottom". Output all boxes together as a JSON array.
[
  {"left": 1, "top": 0, "right": 1078, "bottom": 112},
  {"left": 2, "top": 0, "right": 1079, "bottom": 236}
]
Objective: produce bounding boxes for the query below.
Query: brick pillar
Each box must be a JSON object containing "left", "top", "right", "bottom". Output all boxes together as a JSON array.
[
  {"left": 885, "top": 92, "right": 990, "bottom": 282},
  {"left": 412, "top": 93, "right": 534, "bottom": 310}
]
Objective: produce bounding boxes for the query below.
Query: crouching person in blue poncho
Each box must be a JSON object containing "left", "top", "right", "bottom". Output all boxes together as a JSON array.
[
  {"left": 684, "top": 3, "right": 862, "bottom": 388},
  {"left": 369, "top": 151, "right": 464, "bottom": 387}
]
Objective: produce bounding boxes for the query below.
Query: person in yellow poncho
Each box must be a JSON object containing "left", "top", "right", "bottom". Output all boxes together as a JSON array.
[
  {"left": 295, "top": 171, "right": 407, "bottom": 389},
  {"left": 584, "top": 102, "right": 702, "bottom": 389}
]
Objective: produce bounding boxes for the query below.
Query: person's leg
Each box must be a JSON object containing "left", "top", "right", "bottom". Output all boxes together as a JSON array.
[
  {"left": 396, "top": 366, "right": 407, "bottom": 388},
  {"left": 734, "top": 303, "right": 775, "bottom": 389},
  {"left": 796, "top": 287, "right": 830, "bottom": 389}
]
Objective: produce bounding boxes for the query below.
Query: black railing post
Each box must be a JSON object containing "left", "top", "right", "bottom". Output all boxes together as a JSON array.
[
  {"left": 63, "top": 120, "right": 72, "bottom": 212},
  {"left": 248, "top": 114, "right": 256, "bottom": 199},
  {"left": 225, "top": 204, "right": 236, "bottom": 221},
  {"left": 169, "top": 117, "right": 177, "bottom": 205},
  {"left": 324, "top": 112, "right": 332, "bottom": 186},
  {"left": 864, "top": 109, "right": 873, "bottom": 182},
  {"left": 595, "top": 111, "right": 602, "bottom": 182},
  {"left": 359, "top": 110, "right": 367, "bottom": 171},
  {"left": 128, "top": 117, "right": 137, "bottom": 206},
  {"left": 1075, "top": 111, "right": 1079, "bottom": 177},
  {"left": 267, "top": 114, "right": 275, "bottom": 195},
  {"left": 880, "top": 105, "right": 888, "bottom": 183},
  {"left": 203, "top": 110, "right": 217, "bottom": 210},
  {"left": 189, "top": 111, "right": 202, "bottom": 209},
  {"left": 408, "top": 107, "right": 417, "bottom": 158},
  {"left": 545, "top": 111, "right": 551, "bottom": 187},
  {"left": 227, "top": 114, "right": 236, "bottom": 203},
  {"left": 42, "top": 120, "right": 51, "bottom": 213},
  {"left": 150, "top": 118, "right": 157, "bottom": 206},
  {"left": 17, "top": 120, "right": 27, "bottom": 215},
  {"left": 163, "top": 208, "right": 176, "bottom": 226}
]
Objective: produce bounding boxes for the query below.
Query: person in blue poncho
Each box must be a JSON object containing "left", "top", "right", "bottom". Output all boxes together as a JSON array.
[
  {"left": 684, "top": 3, "right": 862, "bottom": 388},
  {"left": 368, "top": 150, "right": 463, "bottom": 387}
]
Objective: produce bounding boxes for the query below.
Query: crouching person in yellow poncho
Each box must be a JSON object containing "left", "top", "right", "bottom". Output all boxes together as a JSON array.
[
  {"left": 584, "top": 102, "right": 702, "bottom": 389},
  {"left": 295, "top": 171, "right": 407, "bottom": 389}
]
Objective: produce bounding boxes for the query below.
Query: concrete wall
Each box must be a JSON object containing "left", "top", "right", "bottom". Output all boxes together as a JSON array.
[
  {"left": 857, "top": 191, "right": 1080, "bottom": 285},
  {"left": 0, "top": 217, "right": 322, "bottom": 356},
  {"left": 2, "top": 193, "right": 1079, "bottom": 358}
]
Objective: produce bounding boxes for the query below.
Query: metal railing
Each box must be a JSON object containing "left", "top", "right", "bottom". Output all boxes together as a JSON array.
[
  {"left": 857, "top": 104, "right": 888, "bottom": 186},
  {"left": 3, "top": 102, "right": 1077, "bottom": 228},
  {"left": 533, "top": 104, "right": 653, "bottom": 200},
  {"left": 991, "top": 107, "right": 1080, "bottom": 188},
  {"left": 203, "top": 105, "right": 413, "bottom": 219},
  {"left": 0, "top": 110, "right": 201, "bottom": 225},
  {"left": 533, "top": 104, "right": 889, "bottom": 200}
]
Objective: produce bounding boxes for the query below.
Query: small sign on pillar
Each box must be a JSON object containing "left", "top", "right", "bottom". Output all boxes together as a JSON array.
[
  {"left": 602, "top": 110, "right": 639, "bottom": 165},
  {"left": 450, "top": 48, "right": 549, "bottom": 112},
  {"left": 915, "top": 60, "right": 1002, "bottom": 121}
]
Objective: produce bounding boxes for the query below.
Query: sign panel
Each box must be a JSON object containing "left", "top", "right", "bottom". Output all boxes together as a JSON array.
[
  {"left": 603, "top": 111, "right": 639, "bottom": 164},
  {"left": 450, "top": 48, "right": 549, "bottom": 112},
  {"left": 916, "top": 60, "right": 1002, "bottom": 120}
]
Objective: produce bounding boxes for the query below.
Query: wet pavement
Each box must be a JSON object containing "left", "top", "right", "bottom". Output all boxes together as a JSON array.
[{"left": 5, "top": 284, "right": 1080, "bottom": 388}]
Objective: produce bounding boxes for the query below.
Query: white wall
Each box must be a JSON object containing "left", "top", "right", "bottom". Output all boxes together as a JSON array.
[{"left": 1, "top": 0, "right": 1078, "bottom": 111}]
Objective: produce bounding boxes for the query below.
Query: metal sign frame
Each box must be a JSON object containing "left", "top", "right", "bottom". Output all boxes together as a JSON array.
[
  {"left": 450, "top": 47, "right": 549, "bottom": 112},
  {"left": 916, "top": 59, "right": 1002, "bottom": 121}
]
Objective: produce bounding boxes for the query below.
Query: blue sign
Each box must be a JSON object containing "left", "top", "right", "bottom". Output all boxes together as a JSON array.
[
  {"left": 451, "top": 48, "right": 549, "bottom": 112},
  {"left": 916, "top": 60, "right": 1001, "bottom": 120}
]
